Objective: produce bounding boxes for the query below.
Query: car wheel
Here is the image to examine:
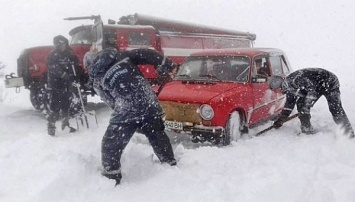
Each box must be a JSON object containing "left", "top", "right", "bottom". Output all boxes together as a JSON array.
[{"left": 221, "top": 111, "right": 243, "bottom": 146}]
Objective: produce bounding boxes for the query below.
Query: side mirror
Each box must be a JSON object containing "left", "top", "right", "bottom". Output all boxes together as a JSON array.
[{"left": 252, "top": 74, "right": 267, "bottom": 83}]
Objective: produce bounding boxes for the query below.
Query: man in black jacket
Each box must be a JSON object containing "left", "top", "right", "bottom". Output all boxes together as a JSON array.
[
  {"left": 269, "top": 68, "right": 354, "bottom": 137},
  {"left": 89, "top": 47, "right": 177, "bottom": 185},
  {"left": 46, "top": 35, "right": 81, "bottom": 136}
]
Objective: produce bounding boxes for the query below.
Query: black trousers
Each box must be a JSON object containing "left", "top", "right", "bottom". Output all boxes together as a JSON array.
[
  {"left": 296, "top": 88, "right": 353, "bottom": 134},
  {"left": 101, "top": 115, "right": 176, "bottom": 173},
  {"left": 47, "top": 90, "right": 71, "bottom": 124}
]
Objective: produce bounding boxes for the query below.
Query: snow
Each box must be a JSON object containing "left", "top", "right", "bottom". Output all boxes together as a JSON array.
[{"left": 1, "top": 0, "right": 355, "bottom": 201}]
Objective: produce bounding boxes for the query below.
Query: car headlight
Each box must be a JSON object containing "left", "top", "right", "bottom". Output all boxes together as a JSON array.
[{"left": 199, "top": 104, "right": 214, "bottom": 120}]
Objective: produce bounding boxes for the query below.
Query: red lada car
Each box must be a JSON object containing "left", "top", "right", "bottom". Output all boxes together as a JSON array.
[{"left": 158, "top": 48, "right": 292, "bottom": 145}]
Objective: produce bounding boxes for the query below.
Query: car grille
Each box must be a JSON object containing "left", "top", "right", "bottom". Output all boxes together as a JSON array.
[{"left": 160, "top": 101, "right": 201, "bottom": 123}]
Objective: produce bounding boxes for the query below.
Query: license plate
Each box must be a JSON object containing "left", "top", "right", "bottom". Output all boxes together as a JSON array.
[{"left": 164, "top": 121, "right": 183, "bottom": 130}]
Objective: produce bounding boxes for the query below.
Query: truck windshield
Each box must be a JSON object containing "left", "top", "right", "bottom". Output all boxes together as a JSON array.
[
  {"left": 176, "top": 56, "right": 250, "bottom": 82},
  {"left": 128, "top": 32, "right": 151, "bottom": 46},
  {"left": 70, "top": 29, "right": 92, "bottom": 45}
]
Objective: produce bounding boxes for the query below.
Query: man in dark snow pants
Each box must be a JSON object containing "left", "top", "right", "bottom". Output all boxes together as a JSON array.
[
  {"left": 269, "top": 68, "right": 354, "bottom": 137},
  {"left": 89, "top": 48, "right": 177, "bottom": 185},
  {"left": 46, "top": 35, "right": 82, "bottom": 136}
]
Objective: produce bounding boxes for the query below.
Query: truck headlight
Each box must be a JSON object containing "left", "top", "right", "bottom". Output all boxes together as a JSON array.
[{"left": 199, "top": 104, "right": 214, "bottom": 120}]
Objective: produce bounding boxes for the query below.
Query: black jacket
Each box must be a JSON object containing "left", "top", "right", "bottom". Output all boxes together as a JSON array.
[
  {"left": 281, "top": 68, "right": 339, "bottom": 114},
  {"left": 282, "top": 68, "right": 339, "bottom": 95},
  {"left": 89, "top": 48, "right": 175, "bottom": 123},
  {"left": 46, "top": 48, "right": 81, "bottom": 91}
]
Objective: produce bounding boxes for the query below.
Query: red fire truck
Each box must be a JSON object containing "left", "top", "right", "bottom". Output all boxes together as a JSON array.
[{"left": 5, "top": 13, "right": 256, "bottom": 111}]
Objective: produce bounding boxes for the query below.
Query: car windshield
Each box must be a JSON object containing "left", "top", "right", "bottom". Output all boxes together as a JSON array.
[
  {"left": 176, "top": 56, "right": 250, "bottom": 82},
  {"left": 70, "top": 29, "right": 92, "bottom": 45}
]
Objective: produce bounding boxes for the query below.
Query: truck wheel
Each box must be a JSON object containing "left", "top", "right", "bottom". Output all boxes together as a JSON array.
[
  {"left": 220, "top": 111, "right": 244, "bottom": 146},
  {"left": 30, "top": 87, "right": 48, "bottom": 112}
]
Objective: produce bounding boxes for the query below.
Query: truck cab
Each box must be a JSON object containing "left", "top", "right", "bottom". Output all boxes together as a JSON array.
[{"left": 12, "top": 18, "right": 161, "bottom": 111}]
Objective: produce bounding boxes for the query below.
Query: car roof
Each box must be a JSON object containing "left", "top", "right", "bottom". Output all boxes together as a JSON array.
[{"left": 189, "top": 48, "right": 285, "bottom": 58}]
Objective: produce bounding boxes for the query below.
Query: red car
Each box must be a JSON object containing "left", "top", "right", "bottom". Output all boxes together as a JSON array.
[{"left": 158, "top": 48, "right": 292, "bottom": 145}]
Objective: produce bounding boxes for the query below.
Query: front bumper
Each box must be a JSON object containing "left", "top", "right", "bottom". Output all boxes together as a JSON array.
[
  {"left": 164, "top": 120, "right": 224, "bottom": 142},
  {"left": 4, "top": 74, "right": 24, "bottom": 88}
]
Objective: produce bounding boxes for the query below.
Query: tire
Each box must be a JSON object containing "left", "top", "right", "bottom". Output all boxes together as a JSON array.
[
  {"left": 220, "top": 111, "right": 244, "bottom": 146},
  {"left": 29, "top": 86, "right": 49, "bottom": 112}
]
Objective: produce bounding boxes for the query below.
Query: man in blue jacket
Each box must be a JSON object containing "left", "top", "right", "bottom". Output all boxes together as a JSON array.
[{"left": 89, "top": 47, "right": 177, "bottom": 185}]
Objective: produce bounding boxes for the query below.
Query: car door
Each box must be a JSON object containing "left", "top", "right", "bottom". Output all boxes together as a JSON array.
[
  {"left": 249, "top": 56, "right": 279, "bottom": 125},
  {"left": 269, "top": 54, "right": 292, "bottom": 113}
]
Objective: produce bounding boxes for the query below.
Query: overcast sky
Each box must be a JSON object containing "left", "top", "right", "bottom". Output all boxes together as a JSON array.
[{"left": 1, "top": 0, "right": 354, "bottom": 72}]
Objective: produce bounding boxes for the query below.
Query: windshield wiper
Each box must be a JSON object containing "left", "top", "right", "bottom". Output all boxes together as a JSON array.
[
  {"left": 177, "top": 74, "right": 191, "bottom": 78},
  {"left": 198, "top": 74, "right": 222, "bottom": 81},
  {"left": 176, "top": 74, "right": 194, "bottom": 80}
]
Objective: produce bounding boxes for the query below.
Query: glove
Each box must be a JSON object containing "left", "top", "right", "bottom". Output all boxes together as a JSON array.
[
  {"left": 84, "top": 80, "right": 93, "bottom": 90},
  {"left": 273, "top": 119, "right": 284, "bottom": 129},
  {"left": 61, "top": 72, "right": 72, "bottom": 81},
  {"left": 156, "top": 64, "right": 178, "bottom": 85},
  {"left": 156, "top": 66, "right": 167, "bottom": 85},
  {"left": 72, "top": 82, "right": 80, "bottom": 88},
  {"left": 73, "top": 75, "right": 80, "bottom": 83}
]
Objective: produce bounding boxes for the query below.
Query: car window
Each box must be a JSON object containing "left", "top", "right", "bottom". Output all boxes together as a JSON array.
[
  {"left": 253, "top": 57, "right": 270, "bottom": 77},
  {"left": 176, "top": 56, "right": 250, "bottom": 82},
  {"left": 269, "top": 56, "right": 283, "bottom": 75},
  {"left": 280, "top": 55, "right": 290, "bottom": 74},
  {"left": 229, "top": 57, "right": 250, "bottom": 82}
]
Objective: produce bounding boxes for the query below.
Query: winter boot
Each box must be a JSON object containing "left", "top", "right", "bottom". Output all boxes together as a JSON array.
[
  {"left": 341, "top": 122, "right": 354, "bottom": 138},
  {"left": 158, "top": 157, "right": 177, "bottom": 166},
  {"left": 300, "top": 125, "right": 315, "bottom": 135},
  {"left": 102, "top": 169, "right": 122, "bottom": 186},
  {"left": 47, "top": 122, "right": 56, "bottom": 136},
  {"left": 61, "top": 117, "right": 69, "bottom": 130},
  {"left": 342, "top": 123, "right": 355, "bottom": 138},
  {"left": 167, "top": 159, "right": 177, "bottom": 166},
  {"left": 69, "top": 127, "right": 77, "bottom": 133},
  {"left": 299, "top": 114, "right": 314, "bottom": 135},
  {"left": 61, "top": 117, "right": 77, "bottom": 133}
]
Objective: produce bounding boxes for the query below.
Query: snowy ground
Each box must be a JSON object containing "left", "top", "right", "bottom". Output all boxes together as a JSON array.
[
  {"left": 1, "top": 0, "right": 355, "bottom": 201},
  {"left": 1, "top": 64, "right": 355, "bottom": 202}
]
